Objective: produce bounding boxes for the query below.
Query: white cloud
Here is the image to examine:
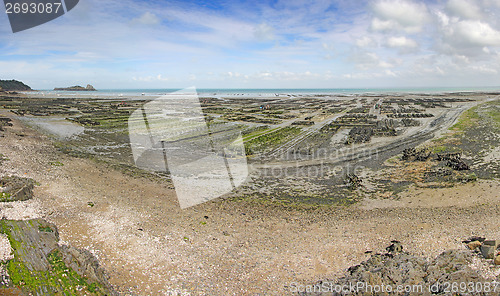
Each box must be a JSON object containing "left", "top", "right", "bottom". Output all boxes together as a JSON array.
[
  {"left": 438, "top": 19, "right": 500, "bottom": 56},
  {"left": 254, "top": 23, "right": 275, "bottom": 41},
  {"left": 387, "top": 36, "right": 418, "bottom": 48},
  {"left": 446, "top": 0, "right": 482, "bottom": 19},
  {"left": 133, "top": 74, "right": 169, "bottom": 82},
  {"left": 453, "top": 20, "right": 500, "bottom": 46},
  {"left": 342, "top": 69, "right": 398, "bottom": 79},
  {"left": 470, "top": 65, "right": 498, "bottom": 74},
  {"left": 350, "top": 51, "right": 395, "bottom": 70},
  {"left": 157, "top": 74, "right": 169, "bottom": 81},
  {"left": 356, "top": 36, "right": 377, "bottom": 48},
  {"left": 131, "top": 12, "right": 161, "bottom": 26},
  {"left": 371, "top": 0, "right": 429, "bottom": 33}
]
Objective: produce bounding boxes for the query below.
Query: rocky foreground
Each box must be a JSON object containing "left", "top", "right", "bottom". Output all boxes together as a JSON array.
[
  {"left": 0, "top": 219, "right": 116, "bottom": 295},
  {"left": 1, "top": 116, "right": 115, "bottom": 295},
  {"left": 299, "top": 240, "right": 500, "bottom": 296}
]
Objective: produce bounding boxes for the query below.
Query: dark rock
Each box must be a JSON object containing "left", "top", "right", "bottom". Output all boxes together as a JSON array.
[
  {"left": 425, "top": 167, "right": 452, "bottom": 177},
  {"left": 0, "top": 117, "right": 13, "bottom": 133},
  {"left": 344, "top": 174, "right": 362, "bottom": 190},
  {"left": 482, "top": 240, "right": 497, "bottom": 248},
  {"left": 303, "top": 247, "right": 495, "bottom": 296},
  {"left": 54, "top": 84, "right": 96, "bottom": 91},
  {"left": 437, "top": 152, "right": 461, "bottom": 162},
  {"left": 463, "top": 236, "right": 486, "bottom": 244},
  {"left": 345, "top": 126, "right": 373, "bottom": 144},
  {"left": 446, "top": 158, "right": 470, "bottom": 170},
  {"left": 402, "top": 147, "right": 430, "bottom": 161},
  {"left": 0, "top": 176, "right": 36, "bottom": 202},
  {"left": 386, "top": 241, "right": 403, "bottom": 253},
  {"left": 481, "top": 243, "right": 496, "bottom": 259},
  {"left": 0, "top": 219, "right": 116, "bottom": 295}
]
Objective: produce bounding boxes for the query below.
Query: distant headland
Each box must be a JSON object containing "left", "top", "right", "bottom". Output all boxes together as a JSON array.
[
  {"left": 54, "top": 84, "right": 96, "bottom": 91},
  {"left": 0, "top": 79, "right": 32, "bottom": 91}
]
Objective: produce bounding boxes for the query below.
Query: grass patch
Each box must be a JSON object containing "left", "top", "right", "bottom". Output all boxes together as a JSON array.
[
  {"left": 458, "top": 172, "right": 478, "bottom": 183},
  {"left": 0, "top": 220, "right": 106, "bottom": 295},
  {"left": 49, "top": 161, "right": 64, "bottom": 166},
  {"left": 431, "top": 145, "right": 449, "bottom": 153},
  {"left": 242, "top": 126, "right": 276, "bottom": 141},
  {"left": 38, "top": 225, "right": 53, "bottom": 232},
  {"left": 0, "top": 192, "right": 12, "bottom": 202},
  {"left": 450, "top": 105, "right": 480, "bottom": 131},
  {"left": 245, "top": 127, "right": 302, "bottom": 155}
]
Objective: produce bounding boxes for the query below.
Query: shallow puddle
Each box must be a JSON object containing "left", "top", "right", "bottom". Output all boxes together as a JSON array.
[{"left": 19, "top": 116, "right": 84, "bottom": 138}]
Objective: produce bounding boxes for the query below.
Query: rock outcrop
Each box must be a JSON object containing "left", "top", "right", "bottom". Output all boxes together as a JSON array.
[
  {"left": 0, "top": 219, "right": 116, "bottom": 295},
  {"left": 301, "top": 240, "right": 500, "bottom": 296},
  {"left": 0, "top": 176, "right": 36, "bottom": 202},
  {"left": 54, "top": 84, "right": 96, "bottom": 91}
]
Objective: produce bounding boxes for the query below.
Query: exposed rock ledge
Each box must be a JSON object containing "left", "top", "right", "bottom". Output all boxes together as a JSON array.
[{"left": 0, "top": 219, "right": 117, "bottom": 295}]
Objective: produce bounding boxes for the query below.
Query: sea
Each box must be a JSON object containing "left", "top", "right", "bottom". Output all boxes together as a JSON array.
[{"left": 28, "top": 87, "right": 500, "bottom": 99}]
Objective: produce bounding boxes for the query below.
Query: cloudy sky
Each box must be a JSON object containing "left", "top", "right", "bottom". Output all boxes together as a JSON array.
[{"left": 2, "top": 0, "right": 500, "bottom": 89}]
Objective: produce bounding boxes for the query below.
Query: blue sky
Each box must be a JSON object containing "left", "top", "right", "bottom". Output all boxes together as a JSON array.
[{"left": 2, "top": 0, "right": 500, "bottom": 89}]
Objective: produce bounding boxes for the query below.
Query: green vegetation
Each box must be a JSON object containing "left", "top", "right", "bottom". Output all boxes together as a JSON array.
[
  {"left": 431, "top": 145, "right": 448, "bottom": 153},
  {"left": 244, "top": 127, "right": 302, "bottom": 155},
  {"left": 0, "top": 79, "right": 32, "bottom": 91},
  {"left": 203, "top": 107, "right": 229, "bottom": 114},
  {"left": 47, "top": 250, "right": 100, "bottom": 293},
  {"left": 242, "top": 126, "right": 278, "bottom": 142},
  {"left": 458, "top": 172, "right": 478, "bottom": 183},
  {"left": 0, "top": 192, "right": 12, "bottom": 202},
  {"left": 49, "top": 161, "right": 64, "bottom": 166},
  {"left": 450, "top": 105, "right": 480, "bottom": 131},
  {"left": 0, "top": 220, "right": 106, "bottom": 295},
  {"left": 38, "top": 225, "right": 54, "bottom": 232},
  {"left": 71, "top": 112, "right": 132, "bottom": 129}
]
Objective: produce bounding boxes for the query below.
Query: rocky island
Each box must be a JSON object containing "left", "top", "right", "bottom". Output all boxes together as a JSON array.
[{"left": 54, "top": 84, "right": 96, "bottom": 91}]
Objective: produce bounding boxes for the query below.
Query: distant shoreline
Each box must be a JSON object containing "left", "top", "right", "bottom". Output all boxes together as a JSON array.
[{"left": 20, "top": 87, "right": 500, "bottom": 99}]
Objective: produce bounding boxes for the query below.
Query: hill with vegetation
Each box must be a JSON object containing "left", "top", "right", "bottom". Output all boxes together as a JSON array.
[{"left": 0, "top": 79, "right": 32, "bottom": 91}]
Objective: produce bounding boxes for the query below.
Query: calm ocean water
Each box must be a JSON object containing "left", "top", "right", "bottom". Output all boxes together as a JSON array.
[{"left": 33, "top": 87, "right": 500, "bottom": 98}]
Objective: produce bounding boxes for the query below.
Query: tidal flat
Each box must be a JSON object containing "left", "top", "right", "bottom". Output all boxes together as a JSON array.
[
  {"left": 0, "top": 91, "right": 500, "bottom": 295},
  {"left": 1, "top": 91, "right": 495, "bottom": 205}
]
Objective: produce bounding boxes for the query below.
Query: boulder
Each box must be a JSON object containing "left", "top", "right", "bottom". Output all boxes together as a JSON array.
[
  {"left": 386, "top": 241, "right": 403, "bottom": 253},
  {"left": 480, "top": 244, "right": 496, "bottom": 259},
  {"left": 495, "top": 255, "right": 500, "bottom": 265},
  {"left": 467, "top": 240, "right": 481, "bottom": 250},
  {"left": 0, "top": 176, "right": 36, "bottom": 201}
]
